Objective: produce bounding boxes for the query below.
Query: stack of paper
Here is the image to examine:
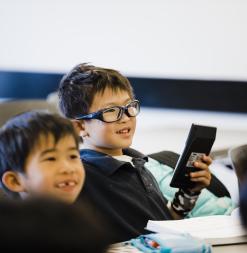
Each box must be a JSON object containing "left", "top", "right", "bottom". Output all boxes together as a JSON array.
[{"left": 146, "top": 212, "right": 247, "bottom": 246}]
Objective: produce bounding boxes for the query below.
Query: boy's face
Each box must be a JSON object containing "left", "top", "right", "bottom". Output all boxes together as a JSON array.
[
  {"left": 81, "top": 87, "right": 137, "bottom": 156},
  {"left": 20, "top": 134, "right": 85, "bottom": 204}
]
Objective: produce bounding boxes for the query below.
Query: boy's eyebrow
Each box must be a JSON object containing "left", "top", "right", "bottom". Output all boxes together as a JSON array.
[
  {"left": 40, "top": 148, "right": 56, "bottom": 157},
  {"left": 40, "top": 147, "right": 78, "bottom": 157},
  {"left": 103, "top": 98, "right": 132, "bottom": 107},
  {"left": 67, "top": 147, "right": 79, "bottom": 152}
]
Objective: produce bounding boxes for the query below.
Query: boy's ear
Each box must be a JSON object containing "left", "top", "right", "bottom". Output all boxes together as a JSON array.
[
  {"left": 71, "top": 120, "right": 89, "bottom": 138},
  {"left": 2, "top": 171, "right": 26, "bottom": 193}
]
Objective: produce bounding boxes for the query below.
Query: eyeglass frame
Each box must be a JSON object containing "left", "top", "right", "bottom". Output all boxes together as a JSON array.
[{"left": 75, "top": 100, "right": 140, "bottom": 123}]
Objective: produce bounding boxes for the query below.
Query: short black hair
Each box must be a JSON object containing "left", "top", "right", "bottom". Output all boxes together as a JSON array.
[
  {"left": 0, "top": 111, "right": 79, "bottom": 197},
  {"left": 58, "top": 63, "right": 135, "bottom": 119},
  {"left": 0, "top": 197, "right": 111, "bottom": 252}
]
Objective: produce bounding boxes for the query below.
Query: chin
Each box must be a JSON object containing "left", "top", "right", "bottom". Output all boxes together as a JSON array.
[
  {"left": 64, "top": 199, "right": 75, "bottom": 204},
  {"left": 59, "top": 196, "right": 76, "bottom": 204},
  {"left": 120, "top": 141, "right": 132, "bottom": 149}
]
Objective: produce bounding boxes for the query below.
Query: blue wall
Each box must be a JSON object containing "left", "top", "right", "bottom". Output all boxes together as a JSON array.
[
  {"left": 1, "top": 70, "right": 247, "bottom": 113},
  {"left": 0, "top": 71, "right": 61, "bottom": 99}
]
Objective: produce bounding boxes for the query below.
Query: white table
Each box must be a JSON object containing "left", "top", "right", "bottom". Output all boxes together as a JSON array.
[{"left": 213, "top": 243, "right": 247, "bottom": 253}]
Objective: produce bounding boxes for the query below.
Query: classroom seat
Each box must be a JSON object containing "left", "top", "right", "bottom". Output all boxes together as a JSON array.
[
  {"left": 229, "top": 144, "right": 247, "bottom": 189},
  {"left": 0, "top": 99, "right": 59, "bottom": 127},
  {"left": 148, "top": 150, "right": 231, "bottom": 198}
]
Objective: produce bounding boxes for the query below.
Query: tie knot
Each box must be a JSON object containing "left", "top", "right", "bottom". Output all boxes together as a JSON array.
[{"left": 132, "top": 157, "right": 146, "bottom": 168}]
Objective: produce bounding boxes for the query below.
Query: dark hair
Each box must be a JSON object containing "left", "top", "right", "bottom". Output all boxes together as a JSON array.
[
  {"left": 58, "top": 63, "right": 134, "bottom": 119},
  {"left": 0, "top": 197, "right": 111, "bottom": 252},
  {"left": 0, "top": 111, "right": 79, "bottom": 197}
]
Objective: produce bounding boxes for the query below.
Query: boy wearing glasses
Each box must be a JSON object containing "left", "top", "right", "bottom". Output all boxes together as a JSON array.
[{"left": 58, "top": 63, "right": 212, "bottom": 243}]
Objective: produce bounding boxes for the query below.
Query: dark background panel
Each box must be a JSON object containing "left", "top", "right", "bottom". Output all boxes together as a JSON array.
[
  {"left": 129, "top": 77, "right": 247, "bottom": 113},
  {"left": 0, "top": 70, "right": 247, "bottom": 113},
  {"left": 0, "top": 71, "right": 61, "bottom": 98}
]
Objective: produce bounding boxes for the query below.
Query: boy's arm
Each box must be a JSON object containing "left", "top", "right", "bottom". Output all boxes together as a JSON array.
[
  {"left": 167, "top": 201, "right": 183, "bottom": 219},
  {"left": 168, "top": 155, "right": 212, "bottom": 219}
]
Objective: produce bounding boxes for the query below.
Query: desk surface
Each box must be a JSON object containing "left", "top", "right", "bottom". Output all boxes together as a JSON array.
[{"left": 213, "top": 244, "right": 247, "bottom": 253}]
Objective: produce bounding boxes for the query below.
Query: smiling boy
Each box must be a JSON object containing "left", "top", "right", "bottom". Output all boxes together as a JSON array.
[
  {"left": 77, "top": 88, "right": 138, "bottom": 155},
  {"left": 0, "top": 111, "right": 85, "bottom": 204},
  {"left": 58, "top": 63, "right": 212, "bottom": 242}
]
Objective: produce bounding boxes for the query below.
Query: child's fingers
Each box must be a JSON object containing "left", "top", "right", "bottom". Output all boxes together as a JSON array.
[
  {"left": 190, "top": 170, "right": 211, "bottom": 180},
  {"left": 190, "top": 168, "right": 212, "bottom": 189},
  {"left": 201, "top": 155, "right": 212, "bottom": 165},
  {"left": 189, "top": 155, "right": 212, "bottom": 190},
  {"left": 190, "top": 176, "right": 211, "bottom": 186},
  {"left": 193, "top": 161, "right": 210, "bottom": 171}
]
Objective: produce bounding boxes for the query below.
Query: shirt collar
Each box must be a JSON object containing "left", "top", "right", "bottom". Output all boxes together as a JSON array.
[{"left": 80, "top": 148, "right": 148, "bottom": 176}]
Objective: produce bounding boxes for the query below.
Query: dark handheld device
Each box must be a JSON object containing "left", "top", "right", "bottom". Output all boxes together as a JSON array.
[{"left": 170, "top": 124, "right": 217, "bottom": 189}]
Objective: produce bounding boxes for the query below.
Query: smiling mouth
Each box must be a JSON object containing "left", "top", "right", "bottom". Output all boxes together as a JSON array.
[
  {"left": 55, "top": 180, "right": 78, "bottom": 191},
  {"left": 116, "top": 128, "right": 131, "bottom": 134}
]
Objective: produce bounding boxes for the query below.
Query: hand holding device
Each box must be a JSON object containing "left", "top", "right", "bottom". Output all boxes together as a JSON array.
[{"left": 170, "top": 124, "right": 217, "bottom": 189}]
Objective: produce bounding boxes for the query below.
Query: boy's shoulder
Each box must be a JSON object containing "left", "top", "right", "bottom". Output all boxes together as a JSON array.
[
  {"left": 79, "top": 148, "right": 148, "bottom": 172},
  {"left": 79, "top": 149, "right": 130, "bottom": 176},
  {"left": 80, "top": 148, "right": 147, "bottom": 159}
]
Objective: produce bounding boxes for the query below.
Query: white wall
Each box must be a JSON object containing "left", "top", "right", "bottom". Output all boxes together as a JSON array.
[
  {"left": 1, "top": 0, "right": 247, "bottom": 81},
  {"left": 133, "top": 108, "right": 247, "bottom": 154}
]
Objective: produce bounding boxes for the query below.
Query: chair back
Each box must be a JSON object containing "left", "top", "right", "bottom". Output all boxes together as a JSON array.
[
  {"left": 0, "top": 99, "right": 59, "bottom": 127},
  {"left": 229, "top": 144, "right": 247, "bottom": 189},
  {"left": 149, "top": 150, "right": 231, "bottom": 198}
]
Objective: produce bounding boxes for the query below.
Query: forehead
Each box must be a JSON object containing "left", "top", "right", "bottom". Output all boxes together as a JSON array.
[
  {"left": 90, "top": 87, "right": 132, "bottom": 111},
  {"left": 32, "top": 133, "right": 76, "bottom": 153}
]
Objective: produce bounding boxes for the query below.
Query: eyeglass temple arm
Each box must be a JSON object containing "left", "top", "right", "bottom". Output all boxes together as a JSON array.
[{"left": 75, "top": 111, "right": 101, "bottom": 120}]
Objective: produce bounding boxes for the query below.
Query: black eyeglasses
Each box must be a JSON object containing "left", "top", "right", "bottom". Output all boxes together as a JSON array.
[{"left": 75, "top": 100, "right": 140, "bottom": 123}]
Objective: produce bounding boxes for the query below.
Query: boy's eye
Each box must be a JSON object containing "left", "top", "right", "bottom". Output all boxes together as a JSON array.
[
  {"left": 70, "top": 154, "right": 79, "bottom": 160},
  {"left": 104, "top": 108, "right": 117, "bottom": 113},
  {"left": 44, "top": 157, "right": 56, "bottom": 161}
]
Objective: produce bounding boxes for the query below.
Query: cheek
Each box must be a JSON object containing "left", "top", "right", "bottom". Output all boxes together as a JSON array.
[
  {"left": 90, "top": 121, "right": 114, "bottom": 138},
  {"left": 132, "top": 118, "right": 137, "bottom": 129},
  {"left": 129, "top": 118, "right": 137, "bottom": 135},
  {"left": 80, "top": 166, "right": 86, "bottom": 186},
  {"left": 26, "top": 168, "right": 52, "bottom": 189}
]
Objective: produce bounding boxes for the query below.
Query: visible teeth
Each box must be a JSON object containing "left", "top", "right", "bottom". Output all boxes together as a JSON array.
[
  {"left": 57, "top": 181, "right": 76, "bottom": 188},
  {"left": 58, "top": 182, "right": 66, "bottom": 188},
  {"left": 119, "top": 129, "right": 129, "bottom": 134}
]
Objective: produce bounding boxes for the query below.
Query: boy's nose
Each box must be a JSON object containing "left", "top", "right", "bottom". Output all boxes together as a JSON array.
[
  {"left": 119, "top": 110, "right": 131, "bottom": 122},
  {"left": 59, "top": 160, "right": 76, "bottom": 174}
]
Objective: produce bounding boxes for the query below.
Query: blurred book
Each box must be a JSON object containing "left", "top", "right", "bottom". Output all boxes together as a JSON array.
[{"left": 146, "top": 210, "right": 247, "bottom": 246}]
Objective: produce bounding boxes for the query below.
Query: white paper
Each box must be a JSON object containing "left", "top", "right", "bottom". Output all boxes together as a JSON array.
[{"left": 146, "top": 213, "right": 247, "bottom": 245}]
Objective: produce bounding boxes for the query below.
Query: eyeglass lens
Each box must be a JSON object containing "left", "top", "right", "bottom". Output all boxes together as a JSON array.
[{"left": 102, "top": 101, "right": 139, "bottom": 122}]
